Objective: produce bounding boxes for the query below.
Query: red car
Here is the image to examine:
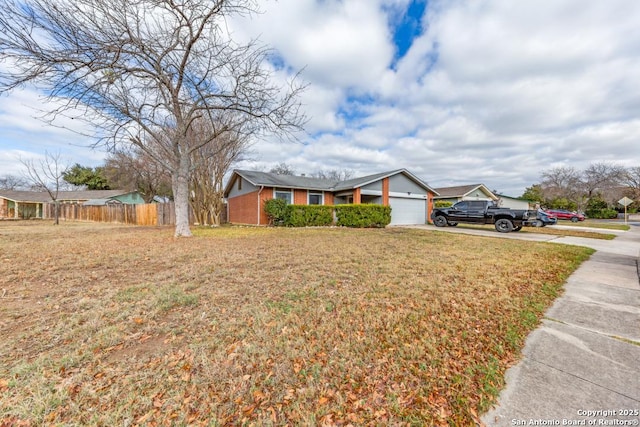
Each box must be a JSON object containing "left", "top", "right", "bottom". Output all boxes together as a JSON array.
[{"left": 544, "top": 209, "right": 585, "bottom": 222}]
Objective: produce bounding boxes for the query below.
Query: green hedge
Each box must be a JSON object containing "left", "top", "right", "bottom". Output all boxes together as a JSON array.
[
  {"left": 585, "top": 208, "right": 618, "bottom": 219},
  {"left": 264, "top": 198, "right": 289, "bottom": 226},
  {"left": 265, "top": 200, "right": 392, "bottom": 228},
  {"left": 334, "top": 204, "right": 391, "bottom": 228},
  {"left": 434, "top": 200, "right": 453, "bottom": 208},
  {"left": 288, "top": 205, "right": 334, "bottom": 227}
]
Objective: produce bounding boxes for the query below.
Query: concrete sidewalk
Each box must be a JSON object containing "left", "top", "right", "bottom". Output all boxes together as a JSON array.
[
  {"left": 481, "top": 224, "right": 640, "bottom": 426},
  {"left": 399, "top": 223, "right": 640, "bottom": 425}
]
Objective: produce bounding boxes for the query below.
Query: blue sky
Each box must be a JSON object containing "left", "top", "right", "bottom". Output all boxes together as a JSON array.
[{"left": 1, "top": 0, "right": 640, "bottom": 196}]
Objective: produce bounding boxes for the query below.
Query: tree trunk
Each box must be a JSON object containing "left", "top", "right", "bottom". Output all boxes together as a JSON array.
[
  {"left": 54, "top": 200, "right": 59, "bottom": 225},
  {"left": 172, "top": 155, "right": 192, "bottom": 237}
]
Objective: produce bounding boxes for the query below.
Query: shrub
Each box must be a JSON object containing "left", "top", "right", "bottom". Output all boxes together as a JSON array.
[
  {"left": 288, "top": 205, "right": 334, "bottom": 227},
  {"left": 264, "top": 198, "right": 289, "bottom": 226},
  {"left": 334, "top": 204, "right": 391, "bottom": 228},
  {"left": 434, "top": 200, "right": 453, "bottom": 208},
  {"left": 585, "top": 208, "right": 618, "bottom": 219}
]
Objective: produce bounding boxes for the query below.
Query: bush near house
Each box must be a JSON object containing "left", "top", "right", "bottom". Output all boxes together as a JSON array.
[
  {"left": 264, "top": 200, "right": 334, "bottom": 227},
  {"left": 434, "top": 200, "right": 453, "bottom": 208},
  {"left": 335, "top": 204, "right": 391, "bottom": 228},
  {"left": 265, "top": 200, "right": 392, "bottom": 228},
  {"left": 288, "top": 205, "right": 334, "bottom": 227},
  {"left": 264, "top": 198, "right": 289, "bottom": 226}
]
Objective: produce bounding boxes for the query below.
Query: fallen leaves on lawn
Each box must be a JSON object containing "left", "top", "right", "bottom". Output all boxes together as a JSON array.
[{"left": 0, "top": 223, "right": 593, "bottom": 425}]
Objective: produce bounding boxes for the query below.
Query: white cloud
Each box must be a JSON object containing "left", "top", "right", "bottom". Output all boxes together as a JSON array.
[{"left": 2, "top": 0, "right": 640, "bottom": 197}]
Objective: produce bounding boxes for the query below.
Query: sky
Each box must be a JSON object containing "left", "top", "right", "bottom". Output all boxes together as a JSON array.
[{"left": 1, "top": 0, "right": 639, "bottom": 196}]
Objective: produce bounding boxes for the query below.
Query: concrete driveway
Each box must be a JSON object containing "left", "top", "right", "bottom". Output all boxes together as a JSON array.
[{"left": 400, "top": 223, "right": 640, "bottom": 425}]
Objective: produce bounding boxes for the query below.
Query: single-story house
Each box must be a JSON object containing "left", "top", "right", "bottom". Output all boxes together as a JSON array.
[
  {"left": 433, "top": 184, "right": 533, "bottom": 209},
  {"left": 433, "top": 184, "right": 498, "bottom": 205},
  {"left": 494, "top": 194, "right": 534, "bottom": 210},
  {"left": 223, "top": 169, "right": 439, "bottom": 226},
  {"left": 0, "top": 190, "right": 144, "bottom": 219}
]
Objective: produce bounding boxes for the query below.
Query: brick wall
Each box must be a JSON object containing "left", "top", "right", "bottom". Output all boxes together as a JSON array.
[
  {"left": 382, "top": 178, "right": 389, "bottom": 206},
  {"left": 258, "top": 188, "right": 271, "bottom": 225},
  {"left": 228, "top": 188, "right": 274, "bottom": 225},
  {"left": 324, "top": 192, "right": 334, "bottom": 206},
  {"left": 294, "top": 189, "right": 307, "bottom": 205},
  {"left": 228, "top": 190, "right": 259, "bottom": 224}
]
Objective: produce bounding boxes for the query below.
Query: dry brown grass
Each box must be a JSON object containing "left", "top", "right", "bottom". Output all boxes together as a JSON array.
[
  {"left": 455, "top": 223, "right": 617, "bottom": 240},
  {"left": 0, "top": 221, "right": 593, "bottom": 426}
]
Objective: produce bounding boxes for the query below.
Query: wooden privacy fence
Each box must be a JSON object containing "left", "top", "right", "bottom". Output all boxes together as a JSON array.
[
  {"left": 44, "top": 202, "right": 227, "bottom": 226},
  {"left": 42, "top": 202, "right": 204, "bottom": 226}
]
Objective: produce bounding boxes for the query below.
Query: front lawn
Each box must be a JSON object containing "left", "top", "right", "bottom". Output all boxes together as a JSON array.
[{"left": 0, "top": 222, "right": 593, "bottom": 425}]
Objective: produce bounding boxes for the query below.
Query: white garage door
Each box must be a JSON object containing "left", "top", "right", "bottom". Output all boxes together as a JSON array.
[{"left": 389, "top": 197, "right": 426, "bottom": 225}]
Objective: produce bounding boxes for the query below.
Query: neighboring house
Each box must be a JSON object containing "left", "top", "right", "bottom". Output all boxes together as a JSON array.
[
  {"left": 0, "top": 191, "right": 51, "bottom": 219},
  {"left": 0, "top": 190, "right": 144, "bottom": 219},
  {"left": 433, "top": 184, "right": 498, "bottom": 205},
  {"left": 494, "top": 194, "right": 534, "bottom": 210},
  {"left": 223, "top": 169, "right": 439, "bottom": 226}
]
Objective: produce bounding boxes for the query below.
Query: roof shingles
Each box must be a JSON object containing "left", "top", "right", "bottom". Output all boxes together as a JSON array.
[{"left": 0, "top": 190, "right": 133, "bottom": 203}]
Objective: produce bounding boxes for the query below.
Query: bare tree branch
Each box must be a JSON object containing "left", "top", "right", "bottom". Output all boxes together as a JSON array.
[
  {"left": 0, "top": 0, "right": 307, "bottom": 236},
  {"left": 19, "top": 151, "right": 69, "bottom": 224}
]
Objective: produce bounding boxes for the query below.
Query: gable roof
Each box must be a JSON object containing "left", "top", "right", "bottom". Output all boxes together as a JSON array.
[
  {"left": 0, "top": 191, "right": 53, "bottom": 203},
  {"left": 333, "top": 169, "right": 438, "bottom": 194},
  {"left": 224, "top": 169, "right": 438, "bottom": 196},
  {"left": 433, "top": 184, "right": 497, "bottom": 200},
  {"left": 229, "top": 170, "right": 338, "bottom": 192},
  {"left": 0, "top": 190, "right": 135, "bottom": 203}
]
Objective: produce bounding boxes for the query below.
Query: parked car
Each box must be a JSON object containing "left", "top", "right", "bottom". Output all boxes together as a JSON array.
[
  {"left": 544, "top": 209, "right": 585, "bottom": 222},
  {"left": 532, "top": 209, "right": 557, "bottom": 227},
  {"left": 431, "top": 200, "right": 533, "bottom": 232}
]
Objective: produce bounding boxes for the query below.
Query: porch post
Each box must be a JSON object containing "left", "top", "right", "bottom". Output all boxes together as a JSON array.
[
  {"left": 14, "top": 202, "right": 19, "bottom": 219},
  {"left": 353, "top": 188, "right": 361, "bottom": 204},
  {"left": 382, "top": 178, "right": 389, "bottom": 206}
]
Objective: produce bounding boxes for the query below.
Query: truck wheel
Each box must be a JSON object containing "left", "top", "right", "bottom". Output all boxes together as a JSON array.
[
  {"left": 495, "top": 219, "right": 514, "bottom": 233},
  {"left": 533, "top": 219, "right": 543, "bottom": 227},
  {"left": 447, "top": 222, "right": 458, "bottom": 227},
  {"left": 571, "top": 217, "right": 579, "bottom": 222},
  {"left": 433, "top": 216, "right": 448, "bottom": 227}
]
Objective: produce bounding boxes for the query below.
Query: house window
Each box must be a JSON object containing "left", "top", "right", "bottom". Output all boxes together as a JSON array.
[
  {"left": 274, "top": 188, "right": 292, "bottom": 204},
  {"left": 308, "top": 191, "right": 323, "bottom": 205}
]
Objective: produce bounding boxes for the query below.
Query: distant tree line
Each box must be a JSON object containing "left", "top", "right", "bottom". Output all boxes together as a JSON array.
[{"left": 522, "top": 162, "right": 640, "bottom": 217}]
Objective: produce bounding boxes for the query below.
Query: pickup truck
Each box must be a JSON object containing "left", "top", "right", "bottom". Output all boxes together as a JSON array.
[{"left": 431, "top": 200, "right": 533, "bottom": 233}]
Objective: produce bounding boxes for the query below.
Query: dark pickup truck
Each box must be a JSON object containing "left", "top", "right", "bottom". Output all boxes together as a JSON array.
[{"left": 431, "top": 200, "right": 533, "bottom": 233}]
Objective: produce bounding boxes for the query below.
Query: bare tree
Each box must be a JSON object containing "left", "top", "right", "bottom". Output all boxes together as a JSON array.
[
  {"left": 0, "top": 175, "right": 28, "bottom": 190},
  {"left": 540, "top": 166, "right": 583, "bottom": 207},
  {"left": 189, "top": 120, "right": 251, "bottom": 226},
  {"left": 270, "top": 162, "right": 296, "bottom": 175},
  {"left": 0, "top": 0, "right": 306, "bottom": 237},
  {"left": 104, "top": 148, "right": 172, "bottom": 203},
  {"left": 581, "top": 162, "right": 625, "bottom": 204},
  {"left": 312, "top": 169, "right": 354, "bottom": 181},
  {"left": 624, "top": 166, "right": 640, "bottom": 200},
  {"left": 19, "top": 151, "right": 69, "bottom": 224}
]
